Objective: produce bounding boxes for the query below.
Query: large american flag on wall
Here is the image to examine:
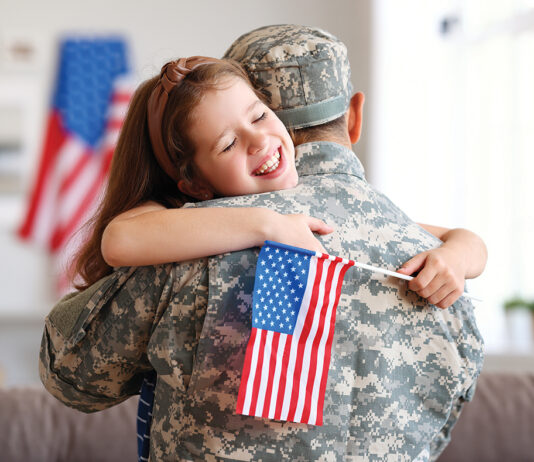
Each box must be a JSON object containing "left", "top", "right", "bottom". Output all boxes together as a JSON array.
[
  {"left": 17, "top": 38, "right": 134, "bottom": 288},
  {"left": 236, "top": 241, "right": 354, "bottom": 425}
]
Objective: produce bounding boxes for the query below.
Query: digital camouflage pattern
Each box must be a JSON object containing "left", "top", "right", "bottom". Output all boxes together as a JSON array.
[
  {"left": 40, "top": 142, "right": 484, "bottom": 461},
  {"left": 224, "top": 25, "right": 353, "bottom": 129}
]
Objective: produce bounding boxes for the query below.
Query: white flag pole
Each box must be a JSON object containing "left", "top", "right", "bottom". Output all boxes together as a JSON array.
[{"left": 329, "top": 256, "right": 483, "bottom": 303}]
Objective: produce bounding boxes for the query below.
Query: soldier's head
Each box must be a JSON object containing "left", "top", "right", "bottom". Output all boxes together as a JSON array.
[{"left": 224, "top": 24, "right": 364, "bottom": 148}]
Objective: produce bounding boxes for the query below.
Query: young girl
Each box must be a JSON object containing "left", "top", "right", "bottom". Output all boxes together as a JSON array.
[{"left": 74, "top": 56, "right": 486, "bottom": 310}]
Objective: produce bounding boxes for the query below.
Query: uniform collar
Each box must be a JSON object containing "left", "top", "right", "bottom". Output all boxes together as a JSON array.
[{"left": 294, "top": 141, "right": 366, "bottom": 180}]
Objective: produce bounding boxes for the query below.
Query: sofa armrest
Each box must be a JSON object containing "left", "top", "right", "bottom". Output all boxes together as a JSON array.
[{"left": 438, "top": 372, "right": 534, "bottom": 462}]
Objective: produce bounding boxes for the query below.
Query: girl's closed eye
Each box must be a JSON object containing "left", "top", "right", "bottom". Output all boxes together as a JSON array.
[
  {"left": 253, "top": 112, "right": 267, "bottom": 123},
  {"left": 222, "top": 138, "right": 237, "bottom": 153}
]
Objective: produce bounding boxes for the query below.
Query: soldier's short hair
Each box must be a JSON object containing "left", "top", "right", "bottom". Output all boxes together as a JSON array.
[{"left": 224, "top": 24, "right": 353, "bottom": 130}]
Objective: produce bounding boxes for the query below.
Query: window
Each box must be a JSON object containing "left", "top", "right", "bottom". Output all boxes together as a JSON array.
[{"left": 371, "top": 0, "right": 534, "bottom": 351}]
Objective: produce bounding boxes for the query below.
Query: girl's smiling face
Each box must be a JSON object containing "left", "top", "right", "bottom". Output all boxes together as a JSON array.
[{"left": 187, "top": 76, "right": 298, "bottom": 198}]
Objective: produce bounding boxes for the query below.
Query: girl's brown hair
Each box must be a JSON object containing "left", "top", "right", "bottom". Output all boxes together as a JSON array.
[{"left": 72, "top": 59, "right": 255, "bottom": 289}]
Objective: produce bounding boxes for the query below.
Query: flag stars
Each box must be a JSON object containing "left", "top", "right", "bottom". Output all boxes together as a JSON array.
[{"left": 253, "top": 244, "right": 316, "bottom": 333}]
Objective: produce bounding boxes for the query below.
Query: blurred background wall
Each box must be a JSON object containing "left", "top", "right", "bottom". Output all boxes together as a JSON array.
[{"left": 0, "top": 0, "right": 533, "bottom": 386}]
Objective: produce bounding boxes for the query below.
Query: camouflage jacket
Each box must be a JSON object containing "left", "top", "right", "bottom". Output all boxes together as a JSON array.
[{"left": 40, "top": 142, "right": 484, "bottom": 461}]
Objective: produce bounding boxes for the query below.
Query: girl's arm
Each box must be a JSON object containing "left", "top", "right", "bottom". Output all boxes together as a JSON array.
[
  {"left": 101, "top": 202, "right": 333, "bottom": 267},
  {"left": 397, "top": 224, "right": 488, "bottom": 309}
]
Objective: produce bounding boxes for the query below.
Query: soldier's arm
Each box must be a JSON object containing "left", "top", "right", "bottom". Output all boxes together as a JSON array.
[{"left": 39, "top": 264, "right": 181, "bottom": 412}]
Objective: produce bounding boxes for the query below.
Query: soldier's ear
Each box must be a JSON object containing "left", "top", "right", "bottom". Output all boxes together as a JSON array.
[
  {"left": 177, "top": 179, "right": 214, "bottom": 201},
  {"left": 348, "top": 92, "right": 365, "bottom": 145}
]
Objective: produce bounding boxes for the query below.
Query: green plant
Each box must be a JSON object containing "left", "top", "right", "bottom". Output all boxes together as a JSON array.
[{"left": 504, "top": 297, "right": 534, "bottom": 312}]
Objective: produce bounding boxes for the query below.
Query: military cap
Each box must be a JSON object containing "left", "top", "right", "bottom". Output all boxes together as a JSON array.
[{"left": 224, "top": 24, "right": 353, "bottom": 129}]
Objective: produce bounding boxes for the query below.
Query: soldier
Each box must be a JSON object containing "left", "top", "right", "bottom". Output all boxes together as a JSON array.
[{"left": 40, "top": 25, "right": 484, "bottom": 461}]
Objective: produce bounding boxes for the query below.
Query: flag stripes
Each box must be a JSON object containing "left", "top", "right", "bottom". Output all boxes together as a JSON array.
[
  {"left": 236, "top": 242, "right": 354, "bottom": 426},
  {"left": 20, "top": 80, "right": 133, "bottom": 252}
]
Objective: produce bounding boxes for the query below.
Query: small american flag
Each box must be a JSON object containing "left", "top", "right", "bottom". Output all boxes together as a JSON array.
[
  {"left": 17, "top": 38, "right": 134, "bottom": 289},
  {"left": 236, "top": 241, "right": 353, "bottom": 425}
]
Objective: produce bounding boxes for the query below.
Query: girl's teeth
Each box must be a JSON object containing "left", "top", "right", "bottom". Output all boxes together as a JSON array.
[{"left": 255, "top": 152, "right": 281, "bottom": 176}]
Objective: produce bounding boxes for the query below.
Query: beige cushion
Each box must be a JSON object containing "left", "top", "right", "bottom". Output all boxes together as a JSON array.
[
  {"left": 438, "top": 373, "right": 534, "bottom": 461},
  {"left": 0, "top": 385, "right": 137, "bottom": 462}
]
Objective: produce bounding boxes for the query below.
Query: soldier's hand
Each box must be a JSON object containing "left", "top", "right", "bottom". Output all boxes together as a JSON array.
[
  {"left": 265, "top": 213, "right": 334, "bottom": 254},
  {"left": 397, "top": 247, "right": 466, "bottom": 309}
]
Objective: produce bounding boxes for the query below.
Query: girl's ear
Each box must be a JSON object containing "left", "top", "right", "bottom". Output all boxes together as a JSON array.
[
  {"left": 347, "top": 92, "right": 365, "bottom": 145},
  {"left": 177, "top": 179, "right": 214, "bottom": 200}
]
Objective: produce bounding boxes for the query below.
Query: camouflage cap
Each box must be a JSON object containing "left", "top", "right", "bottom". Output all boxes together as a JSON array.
[{"left": 224, "top": 24, "right": 353, "bottom": 129}]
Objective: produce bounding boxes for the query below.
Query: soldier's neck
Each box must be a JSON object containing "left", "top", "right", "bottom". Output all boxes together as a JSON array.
[{"left": 306, "top": 133, "right": 353, "bottom": 150}]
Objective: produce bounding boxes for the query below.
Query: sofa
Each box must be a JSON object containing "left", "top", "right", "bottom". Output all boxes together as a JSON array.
[{"left": 1, "top": 372, "right": 533, "bottom": 462}]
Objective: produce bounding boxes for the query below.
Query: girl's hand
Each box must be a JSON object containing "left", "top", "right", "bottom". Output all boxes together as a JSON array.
[
  {"left": 266, "top": 213, "right": 334, "bottom": 254},
  {"left": 397, "top": 247, "right": 467, "bottom": 309}
]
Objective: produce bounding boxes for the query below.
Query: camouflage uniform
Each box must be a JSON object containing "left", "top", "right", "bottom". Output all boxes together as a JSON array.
[
  {"left": 40, "top": 142, "right": 483, "bottom": 461},
  {"left": 39, "top": 25, "right": 484, "bottom": 461}
]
